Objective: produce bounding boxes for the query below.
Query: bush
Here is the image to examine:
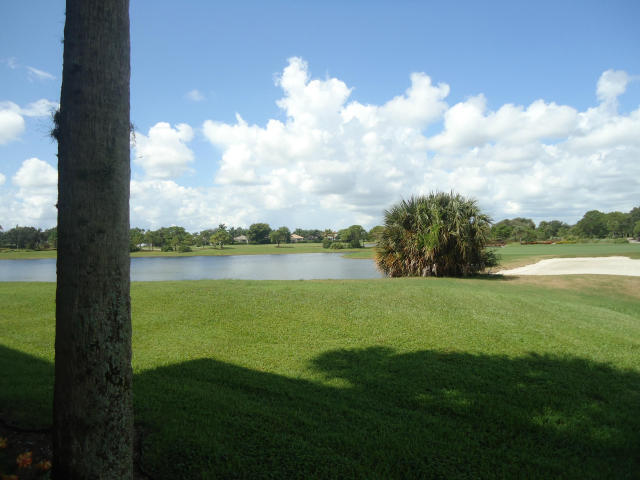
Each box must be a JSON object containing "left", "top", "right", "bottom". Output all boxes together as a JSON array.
[
  {"left": 376, "top": 192, "right": 496, "bottom": 277},
  {"left": 611, "top": 238, "right": 629, "bottom": 244},
  {"left": 161, "top": 245, "right": 174, "bottom": 252},
  {"left": 322, "top": 238, "right": 332, "bottom": 249},
  {"left": 330, "top": 242, "right": 346, "bottom": 249},
  {"left": 178, "top": 245, "right": 192, "bottom": 252}
]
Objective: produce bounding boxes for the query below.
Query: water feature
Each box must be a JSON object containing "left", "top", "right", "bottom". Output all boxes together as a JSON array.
[{"left": 0, "top": 253, "right": 383, "bottom": 282}]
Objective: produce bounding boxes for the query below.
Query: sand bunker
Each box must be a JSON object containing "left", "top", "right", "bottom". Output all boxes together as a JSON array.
[{"left": 498, "top": 256, "right": 640, "bottom": 277}]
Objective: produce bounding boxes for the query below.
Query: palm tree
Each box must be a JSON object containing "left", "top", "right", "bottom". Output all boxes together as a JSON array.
[
  {"left": 376, "top": 192, "right": 497, "bottom": 277},
  {"left": 54, "top": 0, "right": 133, "bottom": 477}
]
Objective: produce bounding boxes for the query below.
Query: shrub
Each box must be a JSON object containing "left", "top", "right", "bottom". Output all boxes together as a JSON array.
[
  {"left": 322, "top": 237, "right": 332, "bottom": 249},
  {"left": 376, "top": 192, "right": 497, "bottom": 277},
  {"left": 178, "top": 245, "right": 192, "bottom": 252},
  {"left": 161, "top": 245, "right": 174, "bottom": 252}
]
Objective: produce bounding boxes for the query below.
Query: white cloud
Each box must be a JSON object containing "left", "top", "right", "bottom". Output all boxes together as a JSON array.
[
  {"left": 3, "top": 60, "right": 638, "bottom": 230},
  {"left": 20, "top": 99, "right": 59, "bottom": 117},
  {"left": 133, "top": 122, "right": 195, "bottom": 179},
  {"left": 0, "top": 108, "right": 25, "bottom": 145},
  {"left": 195, "top": 60, "right": 639, "bottom": 228},
  {"left": 596, "top": 69, "right": 630, "bottom": 105},
  {"left": 0, "top": 99, "right": 58, "bottom": 145},
  {"left": 26, "top": 66, "right": 55, "bottom": 81},
  {"left": 0, "top": 173, "right": 5, "bottom": 185},
  {"left": 4, "top": 158, "right": 58, "bottom": 227},
  {"left": 186, "top": 89, "right": 205, "bottom": 101}
]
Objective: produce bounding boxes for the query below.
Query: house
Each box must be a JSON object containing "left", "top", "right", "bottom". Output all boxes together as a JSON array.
[
  {"left": 234, "top": 235, "right": 249, "bottom": 244},
  {"left": 290, "top": 234, "right": 304, "bottom": 243}
]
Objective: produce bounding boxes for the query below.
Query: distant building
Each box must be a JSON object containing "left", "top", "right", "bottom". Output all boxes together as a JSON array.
[
  {"left": 234, "top": 235, "right": 248, "bottom": 244},
  {"left": 290, "top": 233, "right": 304, "bottom": 243}
]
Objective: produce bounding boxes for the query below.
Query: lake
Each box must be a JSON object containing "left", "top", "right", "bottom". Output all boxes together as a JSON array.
[{"left": 0, "top": 253, "right": 384, "bottom": 281}]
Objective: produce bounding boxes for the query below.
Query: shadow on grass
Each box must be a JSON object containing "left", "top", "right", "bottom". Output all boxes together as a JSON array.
[{"left": 1, "top": 344, "right": 639, "bottom": 479}]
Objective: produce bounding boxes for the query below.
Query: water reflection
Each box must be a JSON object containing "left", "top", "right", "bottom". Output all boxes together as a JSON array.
[{"left": 0, "top": 254, "right": 383, "bottom": 282}]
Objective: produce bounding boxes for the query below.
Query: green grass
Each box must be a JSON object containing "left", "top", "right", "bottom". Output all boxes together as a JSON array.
[
  {"left": 0, "top": 243, "right": 369, "bottom": 260},
  {"left": 491, "top": 242, "right": 640, "bottom": 268},
  {"left": 1, "top": 277, "right": 639, "bottom": 478}
]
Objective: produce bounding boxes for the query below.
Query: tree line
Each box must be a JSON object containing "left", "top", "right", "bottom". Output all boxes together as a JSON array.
[
  {"left": 2, "top": 206, "right": 638, "bottom": 252},
  {"left": 489, "top": 206, "right": 640, "bottom": 243}
]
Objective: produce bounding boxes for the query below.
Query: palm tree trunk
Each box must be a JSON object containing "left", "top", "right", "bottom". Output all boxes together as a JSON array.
[{"left": 54, "top": 1, "right": 133, "bottom": 478}]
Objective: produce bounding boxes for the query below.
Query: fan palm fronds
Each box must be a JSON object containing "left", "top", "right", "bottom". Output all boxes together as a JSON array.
[{"left": 376, "top": 192, "right": 497, "bottom": 277}]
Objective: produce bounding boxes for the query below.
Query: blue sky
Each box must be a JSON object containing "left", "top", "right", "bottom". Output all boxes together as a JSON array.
[{"left": 1, "top": 0, "right": 639, "bottom": 231}]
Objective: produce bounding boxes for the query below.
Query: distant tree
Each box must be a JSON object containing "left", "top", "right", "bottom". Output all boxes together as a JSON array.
[
  {"left": 633, "top": 220, "right": 640, "bottom": 240},
  {"left": 270, "top": 226, "right": 291, "bottom": 246},
  {"left": 228, "top": 226, "right": 248, "bottom": 243},
  {"left": 376, "top": 192, "right": 496, "bottom": 277},
  {"left": 248, "top": 223, "right": 272, "bottom": 244},
  {"left": 129, "top": 227, "right": 145, "bottom": 252},
  {"left": 46, "top": 227, "right": 58, "bottom": 249},
  {"left": 338, "top": 225, "right": 367, "bottom": 248},
  {"left": 537, "top": 220, "right": 569, "bottom": 240},
  {"left": 293, "top": 228, "right": 323, "bottom": 242},
  {"left": 576, "top": 210, "right": 608, "bottom": 238},
  {"left": 211, "top": 224, "right": 231, "bottom": 249},
  {"left": 368, "top": 225, "right": 385, "bottom": 243},
  {"left": 2, "top": 226, "right": 46, "bottom": 249},
  {"left": 144, "top": 229, "right": 162, "bottom": 250},
  {"left": 605, "top": 211, "right": 629, "bottom": 238},
  {"left": 628, "top": 207, "right": 640, "bottom": 227}
]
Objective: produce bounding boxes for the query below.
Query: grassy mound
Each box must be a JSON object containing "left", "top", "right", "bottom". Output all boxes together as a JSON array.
[{"left": 1, "top": 277, "right": 639, "bottom": 478}]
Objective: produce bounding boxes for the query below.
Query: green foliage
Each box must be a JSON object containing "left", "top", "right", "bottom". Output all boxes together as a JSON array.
[
  {"left": 211, "top": 224, "right": 231, "bottom": 249},
  {"left": 293, "top": 228, "right": 323, "bottom": 242},
  {"left": 322, "top": 237, "right": 332, "bottom": 248},
  {"left": 377, "top": 192, "right": 497, "bottom": 277},
  {"left": 368, "top": 225, "right": 385, "bottom": 243},
  {"left": 329, "top": 242, "right": 347, "bottom": 249},
  {"left": 576, "top": 210, "right": 608, "bottom": 238},
  {"left": 178, "top": 245, "right": 192, "bottom": 252},
  {"left": 634, "top": 220, "right": 640, "bottom": 239},
  {"left": 161, "top": 245, "right": 174, "bottom": 252},
  {"left": 270, "top": 226, "right": 291, "bottom": 246},
  {"left": 338, "top": 225, "right": 366, "bottom": 248},
  {"left": 248, "top": 223, "right": 272, "bottom": 244},
  {"left": 0, "top": 226, "right": 49, "bottom": 250}
]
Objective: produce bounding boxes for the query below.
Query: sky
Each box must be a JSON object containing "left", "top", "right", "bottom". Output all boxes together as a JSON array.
[{"left": 1, "top": 0, "right": 639, "bottom": 232}]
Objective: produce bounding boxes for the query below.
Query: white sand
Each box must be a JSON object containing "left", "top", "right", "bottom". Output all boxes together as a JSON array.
[{"left": 497, "top": 256, "right": 640, "bottom": 277}]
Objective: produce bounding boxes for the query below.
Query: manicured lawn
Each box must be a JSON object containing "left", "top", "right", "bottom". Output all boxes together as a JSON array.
[
  {"left": 490, "top": 242, "right": 640, "bottom": 268},
  {"left": 0, "top": 243, "right": 369, "bottom": 260},
  {"left": 1, "top": 277, "right": 639, "bottom": 478}
]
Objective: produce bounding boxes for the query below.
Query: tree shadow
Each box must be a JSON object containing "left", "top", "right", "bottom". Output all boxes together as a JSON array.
[{"left": 1, "top": 344, "right": 639, "bottom": 478}]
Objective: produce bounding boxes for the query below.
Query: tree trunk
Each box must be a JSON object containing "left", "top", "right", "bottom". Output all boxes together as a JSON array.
[{"left": 54, "top": 1, "right": 133, "bottom": 478}]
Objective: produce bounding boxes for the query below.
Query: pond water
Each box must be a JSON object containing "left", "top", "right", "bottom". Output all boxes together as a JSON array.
[{"left": 0, "top": 253, "right": 384, "bottom": 282}]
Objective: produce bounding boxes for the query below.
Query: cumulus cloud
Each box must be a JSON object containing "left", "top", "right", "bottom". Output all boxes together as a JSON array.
[
  {"left": 0, "top": 99, "right": 58, "bottom": 145},
  {"left": 133, "top": 122, "right": 195, "bottom": 179},
  {"left": 596, "top": 69, "right": 630, "bottom": 105},
  {"left": 4, "top": 59, "right": 638, "bottom": 230},
  {"left": 0, "top": 108, "right": 25, "bottom": 145},
  {"left": 4, "top": 158, "right": 58, "bottom": 227},
  {"left": 185, "top": 89, "right": 205, "bottom": 101},
  {"left": 0, "top": 173, "right": 5, "bottom": 185},
  {"left": 196, "top": 59, "right": 639, "bottom": 228}
]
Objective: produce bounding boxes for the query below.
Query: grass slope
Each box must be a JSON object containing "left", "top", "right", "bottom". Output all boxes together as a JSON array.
[
  {"left": 1, "top": 278, "right": 639, "bottom": 478},
  {"left": 0, "top": 243, "right": 368, "bottom": 260}
]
